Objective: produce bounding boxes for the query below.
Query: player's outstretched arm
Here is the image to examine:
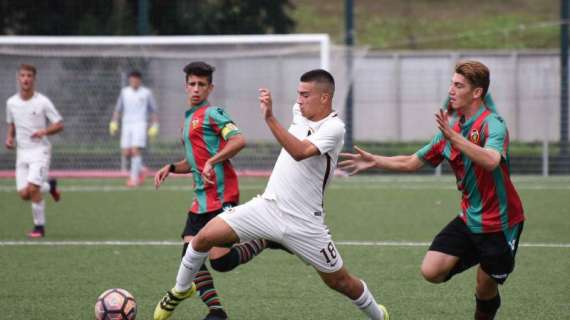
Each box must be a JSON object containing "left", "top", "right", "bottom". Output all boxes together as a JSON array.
[
  {"left": 339, "top": 146, "right": 424, "bottom": 175},
  {"left": 259, "top": 88, "right": 319, "bottom": 161},
  {"left": 201, "top": 133, "right": 246, "bottom": 184},
  {"left": 434, "top": 109, "right": 501, "bottom": 171},
  {"left": 154, "top": 159, "right": 191, "bottom": 189}
]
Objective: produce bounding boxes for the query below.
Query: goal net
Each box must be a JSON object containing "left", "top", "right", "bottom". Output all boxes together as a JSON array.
[{"left": 0, "top": 34, "right": 333, "bottom": 176}]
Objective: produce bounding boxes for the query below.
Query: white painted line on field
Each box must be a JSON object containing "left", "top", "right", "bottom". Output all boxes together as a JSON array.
[
  {"left": 1, "top": 184, "right": 569, "bottom": 193},
  {"left": 0, "top": 240, "right": 568, "bottom": 248}
]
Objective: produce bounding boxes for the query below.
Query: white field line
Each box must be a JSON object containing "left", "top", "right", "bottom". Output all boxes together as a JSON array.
[
  {"left": 0, "top": 240, "right": 568, "bottom": 248},
  {"left": 1, "top": 184, "right": 569, "bottom": 193}
]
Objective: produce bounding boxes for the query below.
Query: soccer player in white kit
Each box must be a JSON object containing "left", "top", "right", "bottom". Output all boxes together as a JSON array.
[
  {"left": 154, "top": 69, "right": 389, "bottom": 320},
  {"left": 109, "top": 71, "right": 159, "bottom": 187},
  {"left": 5, "top": 64, "right": 63, "bottom": 238}
]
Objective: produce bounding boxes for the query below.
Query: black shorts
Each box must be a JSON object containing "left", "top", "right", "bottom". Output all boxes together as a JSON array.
[
  {"left": 181, "top": 203, "right": 237, "bottom": 238},
  {"left": 429, "top": 216, "right": 524, "bottom": 284}
]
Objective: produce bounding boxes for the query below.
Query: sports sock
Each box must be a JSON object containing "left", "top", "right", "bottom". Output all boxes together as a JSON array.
[
  {"left": 475, "top": 293, "right": 501, "bottom": 320},
  {"left": 195, "top": 265, "right": 226, "bottom": 315},
  {"left": 40, "top": 182, "right": 50, "bottom": 193},
  {"left": 175, "top": 242, "right": 209, "bottom": 293},
  {"left": 130, "top": 155, "right": 142, "bottom": 183},
  {"left": 31, "top": 200, "right": 46, "bottom": 226},
  {"left": 352, "top": 280, "right": 384, "bottom": 320},
  {"left": 210, "top": 239, "right": 266, "bottom": 272}
]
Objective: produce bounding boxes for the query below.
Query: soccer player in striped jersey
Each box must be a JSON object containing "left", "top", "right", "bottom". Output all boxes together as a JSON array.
[
  {"left": 153, "top": 62, "right": 271, "bottom": 320},
  {"left": 154, "top": 69, "right": 389, "bottom": 320},
  {"left": 109, "top": 71, "right": 159, "bottom": 187},
  {"left": 5, "top": 64, "right": 63, "bottom": 238},
  {"left": 340, "top": 60, "right": 524, "bottom": 320}
]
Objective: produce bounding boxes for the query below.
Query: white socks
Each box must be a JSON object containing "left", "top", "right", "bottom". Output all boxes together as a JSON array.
[
  {"left": 130, "top": 155, "right": 142, "bottom": 182},
  {"left": 40, "top": 182, "right": 50, "bottom": 193},
  {"left": 31, "top": 200, "right": 46, "bottom": 226},
  {"left": 175, "top": 241, "right": 209, "bottom": 293},
  {"left": 352, "top": 281, "right": 384, "bottom": 320}
]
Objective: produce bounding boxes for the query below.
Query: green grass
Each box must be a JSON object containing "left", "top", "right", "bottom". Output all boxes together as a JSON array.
[
  {"left": 292, "top": 0, "right": 559, "bottom": 49},
  {"left": 1, "top": 176, "right": 569, "bottom": 319}
]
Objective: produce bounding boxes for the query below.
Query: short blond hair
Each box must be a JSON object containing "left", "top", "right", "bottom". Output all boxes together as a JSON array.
[{"left": 455, "top": 60, "right": 489, "bottom": 98}]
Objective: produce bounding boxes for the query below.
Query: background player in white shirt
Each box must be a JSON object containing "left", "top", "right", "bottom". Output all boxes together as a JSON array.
[
  {"left": 109, "top": 71, "right": 159, "bottom": 187},
  {"left": 5, "top": 64, "right": 63, "bottom": 238},
  {"left": 153, "top": 69, "right": 389, "bottom": 320}
]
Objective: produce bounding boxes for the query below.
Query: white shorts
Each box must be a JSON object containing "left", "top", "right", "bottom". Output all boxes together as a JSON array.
[
  {"left": 121, "top": 122, "right": 147, "bottom": 149},
  {"left": 16, "top": 148, "right": 51, "bottom": 191},
  {"left": 219, "top": 196, "right": 343, "bottom": 273}
]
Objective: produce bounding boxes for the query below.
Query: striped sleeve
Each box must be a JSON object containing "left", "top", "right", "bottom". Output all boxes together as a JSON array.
[
  {"left": 209, "top": 107, "right": 240, "bottom": 140},
  {"left": 415, "top": 132, "right": 446, "bottom": 167}
]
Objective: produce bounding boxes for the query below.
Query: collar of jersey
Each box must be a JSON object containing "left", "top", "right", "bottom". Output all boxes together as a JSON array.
[
  {"left": 185, "top": 100, "right": 210, "bottom": 117},
  {"left": 306, "top": 110, "right": 337, "bottom": 127},
  {"left": 460, "top": 104, "right": 485, "bottom": 129}
]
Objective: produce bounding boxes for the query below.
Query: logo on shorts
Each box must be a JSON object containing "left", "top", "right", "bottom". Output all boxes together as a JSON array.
[
  {"left": 490, "top": 273, "right": 508, "bottom": 279},
  {"left": 469, "top": 129, "right": 480, "bottom": 144}
]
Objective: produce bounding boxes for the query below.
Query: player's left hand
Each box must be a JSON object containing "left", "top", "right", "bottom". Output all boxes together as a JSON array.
[
  {"left": 31, "top": 129, "right": 47, "bottom": 139},
  {"left": 201, "top": 161, "right": 215, "bottom": 185},
  {"left": 339, "top": 146, "right": 377, "bottom": 175},
  {"left": 148, "top": 123, "right": 159, "bottom": 139},
  {"left": 259, "top": 88, "right": 273, "bottom": 120},
  {"left": 435, "top": 109, "right": 455, "bottom": 140}
]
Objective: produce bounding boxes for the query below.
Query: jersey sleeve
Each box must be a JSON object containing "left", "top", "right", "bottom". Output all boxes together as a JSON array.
[
  {"left": 6, "top": 101, "right": 13, "bottom": 124},
  {"left": 306, "top": 119, "right": 345, "bottom": 155},
  {"left": 209, "top": 107, "right": 241, "bottom": 140},
  {"left": 115, "top": 90, "right": 124, "bottom": 113},
  {"left": 147, "top": 89, "right": 158, "bottom": 113},
  {"left": 415, "top": 132, "right": 446, "bottom": 167},
  {"left": 483, "top": 115, "right": 507, "bottom": 155},
  {"left": 44, "top": 97, "right": 63, "bottom": 123}
]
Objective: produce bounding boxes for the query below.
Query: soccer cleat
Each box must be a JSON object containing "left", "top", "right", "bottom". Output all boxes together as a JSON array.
[
  {"left": 153, "top": 283, "right": 196, "bottom": 320},
  {"left": 28, "top": 226, "right": 45, "bottom": 239},
  {"left": 378, "top": 304, "right": 390, "bottom": 320},
  {"left": 202, "top": 309, "right": 228, "bottom": 320},
  {"left": 48, "top": 178, "right": 61, "bottom": 202}
]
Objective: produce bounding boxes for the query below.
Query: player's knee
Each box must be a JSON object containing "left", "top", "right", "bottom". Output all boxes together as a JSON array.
[
  {"left": 192, "top": 233, "right": 216, "bottom": 252},
  {"left": 420, "top": 264, "right": 446, "bottom": 283},
  {"left": 323, "top": 273, "right": 352, "bottom": 293},
  {"left": 18, "top": 191, "right": 30, "bottom": 200}
]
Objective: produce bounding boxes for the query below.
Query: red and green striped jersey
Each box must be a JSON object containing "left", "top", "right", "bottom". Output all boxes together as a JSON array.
[
  {"left": 182, "top": 100, "right": 241, "bottom": 214},
  {"left": 416, "top": 105, "right": 525, "bottom": 233}
]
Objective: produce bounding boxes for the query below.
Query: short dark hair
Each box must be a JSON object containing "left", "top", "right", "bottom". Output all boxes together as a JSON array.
[
  {"left": 128, "top": 70, "right": 142, "bottom": 79},
  {"left": 19, "top": 64, "right": 37, "bottom": 76},
  {"left": 183, "top": 61, "right": 215, "bottom": 84},
  {"left": 455, "top": 60, "right": 490, "bottom": 98},
  {"left": 300, "top": 69, "right": 335, "bottom": 97}
]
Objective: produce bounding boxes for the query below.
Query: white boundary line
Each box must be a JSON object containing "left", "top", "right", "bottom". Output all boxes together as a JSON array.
[{"left": 0, "top": 240, "right": 568, "bottom": 248}]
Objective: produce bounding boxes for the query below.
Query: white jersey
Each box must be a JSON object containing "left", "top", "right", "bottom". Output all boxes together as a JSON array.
[
  {"left": 262, "top": 104, "right": 345, "bottom": 222},
  {"left": 115, "top": 86, "right": 157, "bottom": 125},
  {"left": 6, "top": 92, "right": 62, "bottom": 152}
]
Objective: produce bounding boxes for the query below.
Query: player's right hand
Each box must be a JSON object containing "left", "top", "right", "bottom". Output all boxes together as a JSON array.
[
  {"left": 339, "top": 146, "right": 377, "bottom": 175},
  {"left": 4, "top": 137, "right": 15, "bottom": 150},
  {"left": 154, "top": 165, "right": 170, "bottom": 190},
  {"left": 109, "top": 121, "right": 119, "bottom": 136},
  {"left": 259, "top": 88, "right": 273, "bottom": 120}
]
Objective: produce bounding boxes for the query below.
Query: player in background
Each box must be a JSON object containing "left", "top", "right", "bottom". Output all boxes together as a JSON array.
[
  {"left": 153, "top": 69, "right": 389, "bottom": 320},
  {"left": 5, "top": 64, "right": 63, "bottom": 238},
  {"left": 340, "top": 60, "right": 524, "bottom": 320},
  {"left": 109, "top": 71, "right": 159, "bottom": 187},
  {"left": 153, "top": 62, "right": 276, "bottom": 320}
]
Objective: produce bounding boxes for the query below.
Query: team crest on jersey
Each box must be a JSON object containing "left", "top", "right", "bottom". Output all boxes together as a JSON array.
[
  {"left": 469, "top": 129, "right": 480, "bottom": 144},
  {"left": 191, "top": 118, "right": 200, "bottom": 129}
]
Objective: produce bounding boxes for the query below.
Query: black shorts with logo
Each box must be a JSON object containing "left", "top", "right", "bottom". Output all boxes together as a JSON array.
[
  {"left": 181, "top": 203, "right": 237, "bottom": 238},
  {"left": 429, "top": 216, "right": 524, "bottom": 284}
]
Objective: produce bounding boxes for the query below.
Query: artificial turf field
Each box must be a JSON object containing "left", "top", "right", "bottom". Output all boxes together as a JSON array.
[{"left": 1, "top": 175, "right": 569, "bottom": 319}]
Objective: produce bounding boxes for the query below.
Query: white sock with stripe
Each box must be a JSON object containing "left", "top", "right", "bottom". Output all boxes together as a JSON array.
[
  {"left": 130, "top": 155, "right": 142, "bottom": 183},
  {"left": 352, "top": 280, "right": 385, "bottom": 320},
  {"left": 175, "top": 241, "right": 209, "bottom": 293}
]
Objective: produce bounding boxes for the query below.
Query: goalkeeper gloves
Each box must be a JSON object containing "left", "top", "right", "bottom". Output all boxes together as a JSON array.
[
  {"left": 148, "top": 123, "right": 159, "bottom": 139},
  {"left": 109, "top": 121, "right": 119, "bottom": 136}
]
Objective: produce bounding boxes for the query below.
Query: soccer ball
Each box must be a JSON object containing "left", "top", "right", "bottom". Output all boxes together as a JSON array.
[{"left": 94, "top": 288, "right": 137, "bottom": 320}]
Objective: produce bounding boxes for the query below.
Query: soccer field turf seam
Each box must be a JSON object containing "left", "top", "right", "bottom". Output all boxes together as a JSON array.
[{"left": 1, "top": 240, "right": 569, "bottom": 248}]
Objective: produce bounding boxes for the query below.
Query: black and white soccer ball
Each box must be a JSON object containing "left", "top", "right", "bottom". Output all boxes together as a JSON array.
[{"left": 94, "top": 288, "right": 137, "bottom": 320}]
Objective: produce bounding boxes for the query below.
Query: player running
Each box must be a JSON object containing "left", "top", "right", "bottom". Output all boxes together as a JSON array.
[
  {"left": 109, "top": 70, "right": 159, "bottom": 187},
  {"left": 340, "top": 60, "right": 524, "bottom": 320},
  {"left": 153, "top": 69, "right": 389, "bottom": 320},
  {"left": 153, "top": 62, "right": 276, "bottom": 320},
  {"left": 5, "top": 64, "right": 63, "bottom": 238}
]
